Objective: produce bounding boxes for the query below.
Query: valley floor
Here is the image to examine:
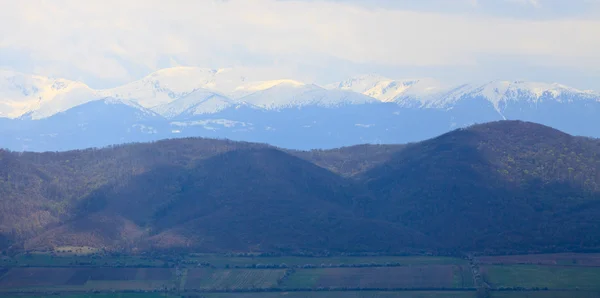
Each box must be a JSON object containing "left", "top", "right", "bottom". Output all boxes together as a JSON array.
[{"left": 2, "top": 253, "right": 600, "bottom": 297}]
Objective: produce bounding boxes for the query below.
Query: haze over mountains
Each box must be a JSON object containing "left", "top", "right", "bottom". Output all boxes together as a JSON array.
[
  {"left": 1, "top": 67, "right": 599, "bottom": 151},
  {"left": 1, "top": 121, "right": 599, "bottom": 255}
]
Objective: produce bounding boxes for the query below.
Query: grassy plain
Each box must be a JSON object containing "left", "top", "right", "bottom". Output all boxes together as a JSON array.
[
  {"left": 200, "top": 292, "right": 478, "bottom": 298},
  {"left": 3, "top": 254, "right": 600, "bottom": 297},
  {"left": 482, "top": 265, "right": 600, "bottom": 290},
  {"left": 3, "top": 253, "right": 164, "bottom": 267},
  {"left": 490, "top": 292, "right": 600, "bottom": 298},
  {"left": 477, "top": 253, "right": 600, "bottom": 267},
  {"left": 0, "top": 267, "right": 176, "bottom": 292},
  {"left": 184, "top": 255, "right": 468, "bottom": 268},
  {"left": 184, "top": 268, "right": 286, "bottom": 290},
  {"left": 282, "top": 266, "right": 473, "bottom": 289},
  {"left": 2, "top": 254, "right": 466, "bottom": 268},
  {"left": 3, "top": 294, "right": 178, "bottom": 298}
]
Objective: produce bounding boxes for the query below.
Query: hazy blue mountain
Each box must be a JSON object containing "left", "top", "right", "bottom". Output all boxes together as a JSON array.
[{"left": 0, "top": 69, "right": 598, "bottom": 151}]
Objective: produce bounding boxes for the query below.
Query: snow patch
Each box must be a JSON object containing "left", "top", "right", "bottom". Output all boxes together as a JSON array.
[
  {"left": 171, "top": 119, "right": 252, "bottom": 129},
  {"left": 132, "top": 124, "right": 157, "bottom": 134}
]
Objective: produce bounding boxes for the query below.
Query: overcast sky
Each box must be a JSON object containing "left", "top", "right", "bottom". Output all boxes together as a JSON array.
[{"left": 1, "top": 0, "right": 599, "bottom": 89}]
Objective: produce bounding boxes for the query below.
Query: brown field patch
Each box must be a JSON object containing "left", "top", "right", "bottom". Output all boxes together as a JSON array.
[
  {"left": 305, "top": 265, "right": 469, "bottom": 289},
  {"left": 0, "top": 268, "right": 77, "bottom": 288},
  {"left": 477, "top": 253, "right": 600, "bottom": 267}
]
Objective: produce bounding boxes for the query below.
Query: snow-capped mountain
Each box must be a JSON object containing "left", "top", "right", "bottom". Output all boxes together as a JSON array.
[
  {"left": 0, "top": 70, "right": 99, "bottom": 119},
  {"left": 327, "top": 75, "right": 445, "bottom": 103},
  {"left": 329, "top": 75, "right": 600, "bottom": 110},
  {"left": 237, "top": 80, "right": 376, "bottom": 110},
  {"left": 104, "top": 67, "right": 229, "bottom": 108},
  {"left": 0, "top": 68, "right": 599, "bottom": 152},
  {"left": 152, "top": 89, "right": 251, "bottom": 119},
  {"left": 443, "top": 81, "right": 599, "bottom": 107}
]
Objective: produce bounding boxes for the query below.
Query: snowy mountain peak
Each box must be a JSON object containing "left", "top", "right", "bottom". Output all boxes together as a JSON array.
[
  {"left": 238, "top": 81, "right": 376, "bottom": 110},
  {"left": 444, "top": 80, "right": 600, "bottom": 109},
  {"left": 231, "top": 79, "right": 307, "bottom": 99},
  {"left": 328, "top": 75, "right": 439, "bottom": 103},
  {"left": 104, "top": 67, "right": 220, "bottom": 108},
  {"left": 328, "top": 74, "right": 391, "bottom": 90},
  {"left": 327, "top": 75, "right": 599, "bottom": 110},
  {"left": 2, "top": 68, "right": 599, "bottom": 122},
  {"left": 0, "top": 70, "right": 98, "bottom": 119},
  {"left": 105, "top": 67, "right": 248, "bottom": 108},
  {"left": 152, "top": 89, "right": 242, "bottom": 119}
]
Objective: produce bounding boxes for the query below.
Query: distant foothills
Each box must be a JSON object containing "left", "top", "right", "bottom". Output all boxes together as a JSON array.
[
  {"left": 1, "top": 120, "right": 599, "bottom": 256},
  {"left": 0, "top": 68, "right": 599, "bottom": 151}
]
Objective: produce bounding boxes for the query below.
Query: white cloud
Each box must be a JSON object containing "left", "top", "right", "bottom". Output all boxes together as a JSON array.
[{"left": 0, "top": 0, "right": 599, "bottom": 86}]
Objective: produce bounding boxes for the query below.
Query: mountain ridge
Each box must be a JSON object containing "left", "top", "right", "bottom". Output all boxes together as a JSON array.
[
  {"left": 2, "top": 67, "right": 598, "bottom": 120},
  {"left": 1, "top": 68, "right": 600, "bottom": 152}
]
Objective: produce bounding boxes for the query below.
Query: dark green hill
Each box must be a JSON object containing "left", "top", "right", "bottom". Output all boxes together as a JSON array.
[
  {"left": 363, "top": 121, "right": 600, "bottom": 253},
  {"left": 2, "top": 121, "right": 600, "bottom": 255},
  {"left": 0, "top": 138, "right": 266, "bottom": 248},
  {"left": 25, "top": 148, "right": 432, "bottom": 253},
  {"left": 290, "top": 144, "right": 405, "bottom": 176}
]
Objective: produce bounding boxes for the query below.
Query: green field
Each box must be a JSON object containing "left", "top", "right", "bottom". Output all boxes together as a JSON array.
[
  {"left": 483, "top": 265, "right": 600, "bottom": 290},
  {"left": 3, "top": 294, "right": 179, "bottom": 298},
  {"left": 184, "top": 268, "right": 286, "bottom": 290},
  {"left": 3, "top": 253, "right": 466, "bottom": 269},
  {"left": 282, "top": 266, "right": 473, "bottom": 289},
  {"left": 200, "top": 292, "right": 478, "bottom": 298},
  {"left": 16, "top": 293, "right": 600, "bottom": 298},
  {"left": 0, "top": 267, "right": 176, "bottom": 293},
  {"left": 4, "top": 253, "right": 165, "bottom": 267},
  {"left": 3, "top": 254, "right": 600, "bottom": 297},
  {"left": 8, "top": 292, "right": 600, "bottom": 298},
  {"left": 490, "top": 292, "right": 600, "bottom": 298},
  {"left": 183, "top": 255, "right": 468, "bottom": 268},
  {"left": 3, "top": 293, "right": 477, "bottom": 298},
  {"left": 477, "top": 253, "right": 600, "bottom": 267}
]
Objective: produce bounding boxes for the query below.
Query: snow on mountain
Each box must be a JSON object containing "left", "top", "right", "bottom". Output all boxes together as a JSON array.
[
  {"left": 231, "top": 79, "right": 306, "bottom": 99},
  {"left": 238, "top": 80, "right": 377, "bottom": 109},
  {"left": 152, "top": 89, "right": 243, "bottom": 118},
  {"left": 326, "top": 74, "right": 390, "bottom": 93},
  {"left": 0, "top": 70, "right": 99, "bottom": 119},
  {"left": 97, "top": 97, "right": 161, "bottom": 117},
  {"left": 104, "top": 67, "right": 227, "bottom": 108},
  {"left": 444, "top": 81, "right": 599, "bottom": 108},
  {"left": 328, "top": 75, "right": 600, "bottom": 110},
  {"left": 328, "top": 75, "right": 448, "bottom": 103},
  {"left": 2, "top": 68, "right": 600, "bottom": 152},
  {"left": 3, "top": 68, "right": 599, "bottom": 124},
  {"left": 327, "top": 74, "right": 407, "bottom": 102}
]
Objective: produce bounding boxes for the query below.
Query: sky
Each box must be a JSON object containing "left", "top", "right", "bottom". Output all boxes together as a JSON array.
[{"left": 1, "top": 0, "right": 599, "bottom": 90}]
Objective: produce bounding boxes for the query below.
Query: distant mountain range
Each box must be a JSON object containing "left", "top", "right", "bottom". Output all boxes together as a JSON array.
[
  {"left": 0, "top": 67, "right": 599, "bottom": 151},
  {"left": 2, "top": 121, "right": 600, "bottom": 254}
]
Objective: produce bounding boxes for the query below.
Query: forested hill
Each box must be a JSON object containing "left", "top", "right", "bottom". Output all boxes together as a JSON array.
[{"left": 1, "top": 120, "right": 599, "bottom": 255}]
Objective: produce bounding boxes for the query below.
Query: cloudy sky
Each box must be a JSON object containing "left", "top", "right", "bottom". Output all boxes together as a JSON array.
[{"left": 1, "top": 0, "right": 599, "bottom": 89}]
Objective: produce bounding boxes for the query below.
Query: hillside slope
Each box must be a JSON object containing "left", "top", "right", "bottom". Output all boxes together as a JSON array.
[
  {"left": 364, "top": 121, "right": 600, "bottom": 253},
  {"left": 1, "top": 121, "right": 599, "bottom": 255},
  {"left": 21, "top": 147, "right": 432, "bottom": 253}
]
